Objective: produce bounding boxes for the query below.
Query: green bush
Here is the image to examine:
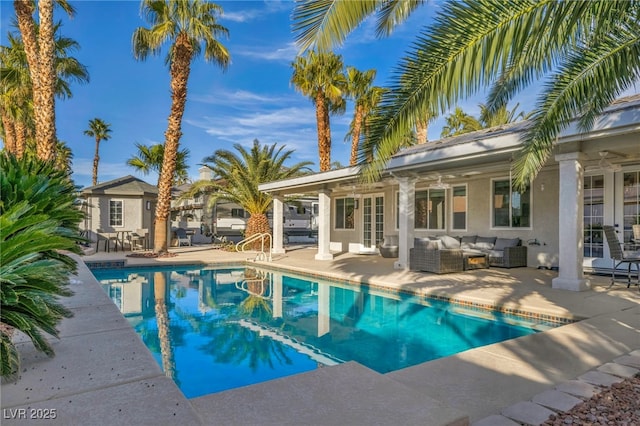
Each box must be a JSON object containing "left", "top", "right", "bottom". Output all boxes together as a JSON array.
[{"left": 0, "top": 155, "right": 84, "bottom": 379}]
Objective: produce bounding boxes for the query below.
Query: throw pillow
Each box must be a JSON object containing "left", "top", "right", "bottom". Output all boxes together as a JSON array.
[{"left": 439, "top": 235, "right": 461, "bottom": 249}]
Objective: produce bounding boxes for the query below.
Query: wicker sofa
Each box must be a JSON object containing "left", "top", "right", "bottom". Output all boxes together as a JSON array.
[{"left": 410, "top": 235, "right": 527, "bottom": 273}]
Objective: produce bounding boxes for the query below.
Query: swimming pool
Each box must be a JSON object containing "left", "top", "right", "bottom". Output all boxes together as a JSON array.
[{"left": 92, "top": 264, "right": 558, "bottom": 399}]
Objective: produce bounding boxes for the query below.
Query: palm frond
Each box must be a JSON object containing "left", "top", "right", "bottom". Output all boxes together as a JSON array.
[{"left": 292, "top": 0, "right": 381, "bottom": 52}]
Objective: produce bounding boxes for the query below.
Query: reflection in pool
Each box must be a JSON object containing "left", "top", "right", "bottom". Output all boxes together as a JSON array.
[{"left": 92, "top": 265, "right": 555, "bottom": 399}]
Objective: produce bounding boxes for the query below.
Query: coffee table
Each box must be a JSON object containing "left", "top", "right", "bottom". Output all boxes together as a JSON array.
[{"left": 463, "top": 253, "right": 489, "bottom": 270}]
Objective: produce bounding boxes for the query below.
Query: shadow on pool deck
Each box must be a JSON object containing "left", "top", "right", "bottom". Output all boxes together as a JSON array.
[{"left": 1, "top": 244, "right": 638, "bottom": 425}]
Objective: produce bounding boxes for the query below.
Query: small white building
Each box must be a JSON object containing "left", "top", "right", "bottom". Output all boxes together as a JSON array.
[{"left": 80, "top": 175, "right": 157, "bottom": 250}]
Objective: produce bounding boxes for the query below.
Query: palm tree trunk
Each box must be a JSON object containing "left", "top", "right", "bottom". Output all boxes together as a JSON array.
[
  {"left": 14, "top": 120, "right": 27, "bottom": 158},
  {"left": 350, "top": 105, "right": 364, "bottom": 166},
  {"left": 14, "top": 1, "right": 39, "bottom": 88},
  {"left": 154, "top": 33, "right": 192, "bottom": 253},
  {"left": 92, "top": 138, "right": 100, "bottom": 186},
  {"left": 35, "top": 0, "right": 57, "bottom": 161},
  {"left": 416, "top": 117, "right": 429, "bottom": 144},
  {"left": 315, "top": 92, "right": 330, "bottom": 172},
  {"left": 245, "top": 213, "right": 271, "bottom": 250},
  {"left": 154, "top": 272, "right": 175, "bottom": 380},
  {"left": 1, "top": 109, "right": 17, "bottom": 155}
]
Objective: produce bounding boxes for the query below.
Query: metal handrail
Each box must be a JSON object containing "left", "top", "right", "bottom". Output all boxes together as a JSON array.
[{"left": 235, "top": 233, "right": 272, "bottom": 261}]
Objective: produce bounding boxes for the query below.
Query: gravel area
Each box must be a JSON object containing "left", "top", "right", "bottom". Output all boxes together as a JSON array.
[{"left": 543, "top": 374, "right": 640, "bottom": 425}]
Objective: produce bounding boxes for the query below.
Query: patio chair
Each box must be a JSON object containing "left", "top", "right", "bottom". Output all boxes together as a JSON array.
[
  {"left": 602, "top": 225, "right": 640, "bottom": 289},
  {"left": 97, "top": 228, "right": 119, "bottom": 252},
  {"left": 174, "top": 228, "right": 192, "bottom": 247},
  {"left": 129, "top": 229, "right": 148, "bottom": 251},
  {"left": 378, "top": 235, "right": 399, "bottom": 258}
]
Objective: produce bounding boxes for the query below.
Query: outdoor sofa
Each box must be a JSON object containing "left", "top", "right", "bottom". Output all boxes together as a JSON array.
[{"left": 410, "top": 235, "right": 527, "bottom": 273}]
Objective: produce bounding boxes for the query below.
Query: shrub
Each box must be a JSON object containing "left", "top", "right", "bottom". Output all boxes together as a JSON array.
[{"left": 0, "top": 155, "right": 84, "bottom": 379}]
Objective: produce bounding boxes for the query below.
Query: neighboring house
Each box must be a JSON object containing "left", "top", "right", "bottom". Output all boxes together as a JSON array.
[
  {"left": 80, "top": 175, "right": 157, "bottom": 248},
  {"left": 259, "top": 95, "right": 640, "bottom": 292}
]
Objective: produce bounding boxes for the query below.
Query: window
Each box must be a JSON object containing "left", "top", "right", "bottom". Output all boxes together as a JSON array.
[
  {"left": 231, "top": 208, "right": 245, "bottom": 218},
  {"left": 415, "top": 189, "right": 446, "bottom": 230},
  {"left": 109, "top": 200, "right": 123, "bottom": 227},
  {"left": 335, "top": 197, "right": 355, "bottom": 229},
  {"left": 492, "top": 179, "right": 530, "bottom": 228},
  {"left": 623, "top": 171, "right": 640, "bottom": 245},
  {"left": 451, "top": 185, "right": 467, "bottom": 230},
  {"left": 584, "top": 174, "right": 604, "bottom": 258}
]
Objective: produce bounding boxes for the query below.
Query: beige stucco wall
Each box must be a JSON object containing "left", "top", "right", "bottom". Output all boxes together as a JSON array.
[
  {"left": 84, "top": 195, "right": 155, "bottom": 247},
  {"left": 329, "top": 168, "right": 561, "bottom": 267}
]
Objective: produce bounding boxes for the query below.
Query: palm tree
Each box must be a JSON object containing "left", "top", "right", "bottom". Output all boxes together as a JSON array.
[
  {"left": 291, "top": 50, "right": 346, "bottom": 172},
  {"left": 440, "top": 107, "right": 481, "bottom": 138},
  {"left": 292, "top": 0, "right": 640, "bottom": 187},
  {"left": 133, "top": 0, "right": 231, "bottom": 254},
  {"left": 13, "top": 0, "right": 75, "bottom": 161},
  {"left": 186, "top": 139, "right": 312, "bottom": 240},
  {"left": 1, "top": 24, "right": 88, "bottom": 158},
  {"left": 127, "top": 143, "right": 190, "bottom": 186},
  {"left": 344, "top": 66, "right": 378, "bottom": 166},
  {"left": 83, "top": 118, "right": 112, "bottom": 186},
  {"left": 478, "top": 102, "right": 527, "bottom": 129}
]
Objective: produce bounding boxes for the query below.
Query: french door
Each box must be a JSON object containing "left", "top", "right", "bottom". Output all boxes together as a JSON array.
[{"left": 362, "top": 195, "right": 384, "bottom": 250}]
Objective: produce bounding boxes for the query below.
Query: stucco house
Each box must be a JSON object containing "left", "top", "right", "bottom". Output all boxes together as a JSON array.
[
  {"left": 259, "top": 95, "right": 640, "bottom": 292},
  {"left": 80, "top": 175, "right": 157, "bottom": 250}
]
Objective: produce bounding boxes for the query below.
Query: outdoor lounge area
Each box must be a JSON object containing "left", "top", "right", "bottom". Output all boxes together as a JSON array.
[{"left": 410, "top": 235, "right": 527, "bottom": 274}]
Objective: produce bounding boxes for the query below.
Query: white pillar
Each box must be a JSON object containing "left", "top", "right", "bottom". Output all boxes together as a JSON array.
[
  {"left": 315, "top": 189, "right": 333, "bottom": 260},
  {"left": 395, "top": 177, "right": 416, "bottom": 270},
  {"left": 552, "top": 152, "right": 590, "bottom": 291},
  {"left": 272, "top": 272, "right": 283, "bottom": 318},
  {"left": 317, "top": 282, "right": 330, "bottom": 337},
  {"left": 272, "top": 195, "right": 285, "bottom": 254}
]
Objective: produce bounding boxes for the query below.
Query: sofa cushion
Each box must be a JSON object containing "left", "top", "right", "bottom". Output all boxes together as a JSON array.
[
  {"left": 472, "top": 236, "right": 496, "bottom": 250},
  {"left": 426, "top": 240, "right": 442, "bottom": 250},
  {"left": 461, "top": 235, "right": 477, "bottom": 244},
  {"left": 486, "top": 249, "right": 504, "bottom": 258},
  {"left": 494, "top": 238, "right": 520, "bottom": 251},
  {"left": 439, "top": 235, "right": 461, "bottom": 249},
  {"left": 414, "top": 237, "right": 432, "bottom": 249}
]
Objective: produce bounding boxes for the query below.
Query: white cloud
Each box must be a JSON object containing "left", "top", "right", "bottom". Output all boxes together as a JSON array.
[
  {"left": 235, "top": 42, "right": 298, "bottom": 62},
  {"left": 190, "top": 89, "right": 291, "bottom": 106}
]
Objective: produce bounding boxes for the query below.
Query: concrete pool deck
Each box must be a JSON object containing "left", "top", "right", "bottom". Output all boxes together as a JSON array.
[{"left": 1, "top": 244, "right": 638, "bottom": 425}]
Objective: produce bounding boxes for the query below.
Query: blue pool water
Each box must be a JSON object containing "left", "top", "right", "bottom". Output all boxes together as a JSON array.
[{"left": 92, "top": 265, "right": 557, "bottom": 399}]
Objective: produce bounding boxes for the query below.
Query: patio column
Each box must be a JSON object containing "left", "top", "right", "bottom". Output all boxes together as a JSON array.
[
  {"left": 272, "top": 195, "right": 285, "bottom": 254},
  {"left": 272, "top": 272, "right": 283, "bottom": 318},
  {"left": 552, "top": 152, "right": 590, "bottom": 291},
  {"left": 395, "top": 177, "right": 416, "bottom": 270},
  {"left": 315, "top": 189, "right": 333, "bottom": 260}
]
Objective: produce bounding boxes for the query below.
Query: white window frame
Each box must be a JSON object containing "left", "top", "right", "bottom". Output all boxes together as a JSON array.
[
  {"left": 109, "top": 199, "right": 124, "bottom": 227},
  {"left": 334, "top": 197, "right": 356, "bottom": 230},
  {"left": 414, "top": 187, "right": 446, "bottom": 231},
  {"left": 490, "top": 177, "right": 532, "bottom": 229}
]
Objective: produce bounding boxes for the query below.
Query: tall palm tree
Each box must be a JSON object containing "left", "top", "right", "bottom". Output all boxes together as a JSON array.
[
  {"left": 13, "top": 0, "right": 75, "bottom": 161},
  {"left": 344, "top": 66, "right": 377, "bottom": 166},
  {"left": 127, "top": 143, "right": 190, "bottom": 186},
  {"left": 83, "top": 118, "right": 112, "bottom": 186},
  {"left": 187, "top": 139, "right": 312, "bottom": 240},
  {"left": 133, "top": 0, "right": 231, "bottom": 254},
  {"left": 293, "top": 0, "right": 640, "bottom": 187},
  {"left": 1, "top": 26, "right": 88, "bottom": 158},
  {"left": 291, "top": 50, "right": 346, "bottom": 172}
]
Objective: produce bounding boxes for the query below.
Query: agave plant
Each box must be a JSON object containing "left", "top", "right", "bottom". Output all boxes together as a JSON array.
[{"left": 0, "top": 154, "right": 84, "bottom": 378}]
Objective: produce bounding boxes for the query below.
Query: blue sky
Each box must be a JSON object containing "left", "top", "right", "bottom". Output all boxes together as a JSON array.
[{"left": 1, "top": 0, "right": 537, "bottom": 189}]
